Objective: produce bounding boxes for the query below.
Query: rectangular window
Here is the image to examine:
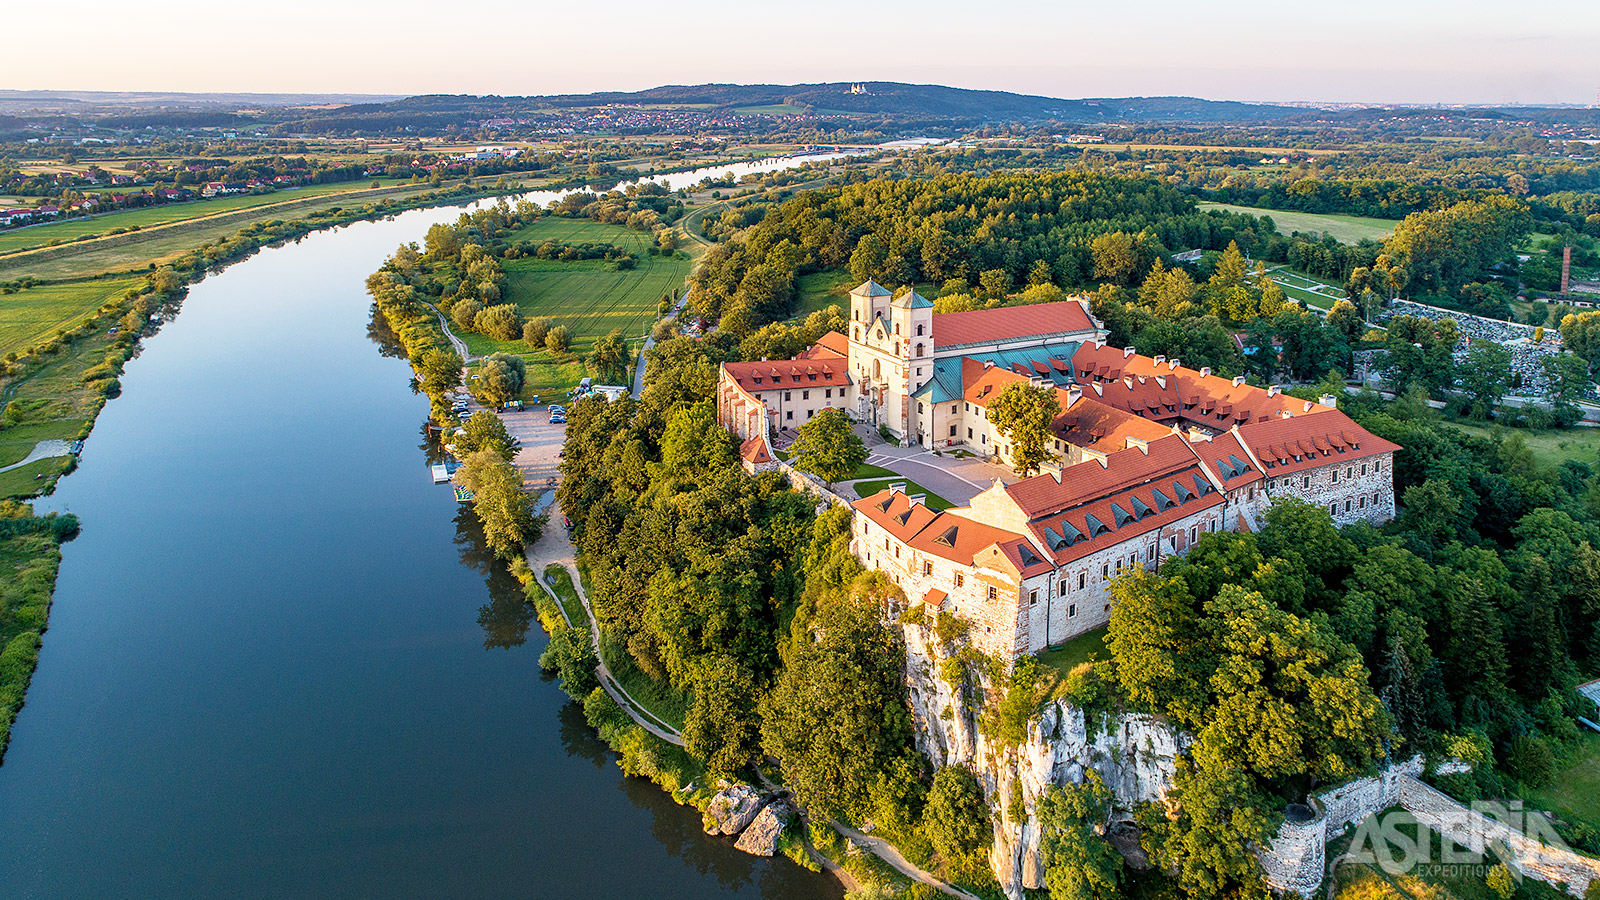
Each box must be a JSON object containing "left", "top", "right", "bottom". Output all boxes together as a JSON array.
[
  {"left": 1303, "top": 476, "right": 1310, "bottom": 489},
  {"left": 981, "top": 434, "right": 987, "bottom": 444},
  {"left": 955, "top": 573, "right": 964, "bottom": 588},
  {"left": 923, "top": 561, "right": 932, "bottom": 576},
  {"left": 968, "top": 428, "right": 974, "bottom": 439},
  {"left": 1346, "top": 467, "right": 1353, "bottom": 479},
  {"left": 807, "top": 409, "right": 815, "bottom": 419},
  {"left": 1101, "top": 564, "right": 1109, "bottom": 580},
  {"left": 784, "top": 392, "right": 791, "bottom": 401},
  {"left": 786, "top": 411, "right": 793, "bottom": 420},
  {"left": 1345, "top": 500, "right": 1352, "bottom": 513},
  {"left": 987, "top": 586, "right": 998, "bottom": 602},
  {"left": 1330, "top": 503, "right": 1338, "bottom": 514},
  {"left": 1147, "top": 545, "right": 1156, "bottom": 561},
  {"left": 1060, "top": 581, "right": 1068, "bottom": 596},
  {"left": 1190, "top": 526, "right": 1198, "bottom": 543},
  {"left": 802, "top": 390, "right": 810, "bottom": 400},
  {"left": 1115, "top": 559, "right": 1122, "bottom": 573},
  {"left": 1068, "top": 603, "right": 1077, "bottom": 618},
  {"left": 949, "top": 424, "right": 958, "bottom": 437},
  {"left": 1029, "top": 589, "right": 1038, "bottom": 607},
  {"left": 1077, "top": 572, "right": 1085, "bottom": 590},
  {"left": 893, "top": 545, "right": 899, "bottom": 558},
  {"left": 825, "top": 388, "right": 832, "bottom": 399},
  {"left": 951, "top": 405, "right": 958, "bottom": 414},
  {"left": 1331, "top": 470, "right": 1338, "bottom": 483},
  {"left": 1360, "top": 496, "right": 1367, "bottom": 509}
]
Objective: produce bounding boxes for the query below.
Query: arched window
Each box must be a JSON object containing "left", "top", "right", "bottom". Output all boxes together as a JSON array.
[
  {"left": 893, "top": 322, "right": 900, "bottom": 335},
  {"left": 916, "top": 323, "right": 925, "bottom": 336},
  {"left": 915, "top": 343, "right": 924, "bottom": 357},
  {"left": 872, "top": 359, "right": 881, "bottom": 380},
  {"left": 854, "top": 308, "right": 860, "bottom": 321},
  {"left": 852, "top": 326, "right": 860, "bottom": 341}
]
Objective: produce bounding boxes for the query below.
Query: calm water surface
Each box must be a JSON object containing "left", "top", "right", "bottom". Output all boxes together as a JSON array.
[{"left": 0, "top": 164, "right": 845, "bottom": 900}]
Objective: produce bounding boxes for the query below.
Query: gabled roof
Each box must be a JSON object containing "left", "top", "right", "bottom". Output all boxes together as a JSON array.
[
  {"left": 1053, "top": 395, "right": 1172, "bottom": 453},
  {"left": 720, "top": 355, "right": 851, "bottom": 394},
  {"left": 803, "top": 331, "right": 849, "bottom": 360},
  {"left": 963, "top": 359, "right": 1029, "bottom": 407},
  {"left": 933, "top": 300, "right": 1096, "bottom": 350},
  {"left": 739, "top": 436, "right": 772, "bottom": 465},
  {"left": 852, "top": 488, "right": 1032, "bottom": 570},
  {"left": 1236, "top": 409, "right": 1400, "bottom": 477},
  {"left": 1005, "top": 433, "right": 1199, "bottom": 519}
]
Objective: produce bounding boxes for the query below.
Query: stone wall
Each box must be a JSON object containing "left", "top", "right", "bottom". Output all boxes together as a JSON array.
[
  {"left": 1258, "top": 762, "right": 1600, "bottom": 899},
  {"left": 1398, "top": 778, "right": 1600, "bottom": 897}
]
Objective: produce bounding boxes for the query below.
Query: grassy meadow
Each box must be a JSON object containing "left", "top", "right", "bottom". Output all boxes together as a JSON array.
[
  {"left": 1443, "top": 420, "right": 1600, "bottom": 468},
  {"left": 1200, "top": 202, "right": 1399, "bottom": 244},
  {"left": 0, "top": 276, "right": 144, "bottom": 358},
  {"left": 460, "top": 218, "right": 689, "bottom": 395}
]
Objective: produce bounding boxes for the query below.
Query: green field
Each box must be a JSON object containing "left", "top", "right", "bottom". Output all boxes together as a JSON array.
[
  {"left": 461, "top": 218, "right": 689, "bottom": 359},
  {"left": 1200, "top": 202, "right": 1399, "bottom": 244},
  {"left": 0, "top": 276, "right": 143, "bottom": 356},
  {"left": 1443, "top": 420, "right": 1600, "bottom": 467},
  {"left": 0, "top": 182, "right": 446, "bottom": 281},
  {"left": 0, "top": 180, "right": 409, "bottom": 255},
  {"left": 1035, "top": 626, "right": 1110, "bottom": 680},
  {"left": 794, "top": 268, "right": 855, "bottom": 318},
  {"left": 1526, "top": 731, "right": 1600, "bottom": 832}
]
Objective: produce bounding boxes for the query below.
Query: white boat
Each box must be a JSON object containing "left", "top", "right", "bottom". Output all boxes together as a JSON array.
[{"left": 430, "top": 464, "right": 451, "bottom": 484}]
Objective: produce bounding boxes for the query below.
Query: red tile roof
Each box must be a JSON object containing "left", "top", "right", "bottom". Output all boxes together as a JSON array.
[
  {"left": 739, "top": 436, "right": 772, "bottom": 465},
  {"left": 1054, "top": 397, "right": 1173, "bottom": 453},
  {"left": 721, "top": 356, "right": 850, "bottom": 394},
  {"left": 1236, "top": 409, "right": 1400, "bottom": 477},
  {"left": 807, "top": 330, "right": 850, "bottom": 359},
  {"left": 933, "top": 300, "right": 1095, "bottom": 349},
  {"left": 853, "top": 488, "right": 1030, "bottom": 570}
]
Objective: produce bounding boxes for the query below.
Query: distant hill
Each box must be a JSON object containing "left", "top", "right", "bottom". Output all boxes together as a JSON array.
[{"left": 363, "top": 83, "right": 1306, "bottom": 124}]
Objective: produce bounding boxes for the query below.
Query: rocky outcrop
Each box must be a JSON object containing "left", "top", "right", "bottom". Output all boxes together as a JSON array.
[
  {"left": 901, "top": 622, "right": 1184, "bottom": 900},
  {"left": 734, "top": 800, "right": 793, "bottom": 856},
  {"left": 702, "top": 780, "right": 771, "bottom": 836}
]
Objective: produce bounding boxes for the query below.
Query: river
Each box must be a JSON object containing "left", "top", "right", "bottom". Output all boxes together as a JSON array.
[{"left": 0, "top": 157, "right": 850, "bottom": 899}]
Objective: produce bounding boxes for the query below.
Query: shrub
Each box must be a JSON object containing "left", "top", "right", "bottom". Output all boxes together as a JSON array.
[
  {"left": 452, "top": 298, "right": 483, "bottom": 332},
  {"left": 545, "top": 325, "right": 572, "bottom": 354},
  {"left": 474, "top": 303, "right": 523, "bottom": 341}
]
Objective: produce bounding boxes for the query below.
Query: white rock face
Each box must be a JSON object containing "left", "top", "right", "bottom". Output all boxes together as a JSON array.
[
  {"left": 702, "top": 780, "right": 771, "bottom": 836},
  {"left": 734, "top": 801, "right": 792, "bottom": 856},
  {"left": 901, "top": 623, "right": 1183, "bottom": 900}
]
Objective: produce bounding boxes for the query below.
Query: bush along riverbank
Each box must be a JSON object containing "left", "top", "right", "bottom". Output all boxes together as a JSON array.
[{"left": 0, "top": 503, "right": 79, "bottom": 764}]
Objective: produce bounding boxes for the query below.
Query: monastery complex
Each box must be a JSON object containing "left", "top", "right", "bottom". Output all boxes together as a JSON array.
[{"left": 716, "top": 281, "right": 1400, "bottom": 662}]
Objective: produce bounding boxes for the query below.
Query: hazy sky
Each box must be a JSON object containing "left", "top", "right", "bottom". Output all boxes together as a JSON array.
[{"left": 3, "top": 0, "right": 1598, "bottom": 105}]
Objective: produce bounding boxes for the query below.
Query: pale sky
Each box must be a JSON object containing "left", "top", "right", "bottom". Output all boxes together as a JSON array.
[{"left": 3, "top": 0, "right": 1598, "bottom": 106}]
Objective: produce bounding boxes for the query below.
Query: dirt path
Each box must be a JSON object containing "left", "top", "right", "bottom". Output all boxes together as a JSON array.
[
  {"left": 523, "top": 520, "right": 685, "bottom": 746},
  {"left": 830, "top": 821, "right": 984, "bottom": 900}
]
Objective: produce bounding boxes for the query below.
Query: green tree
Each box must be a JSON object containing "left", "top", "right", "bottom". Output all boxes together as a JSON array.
[
  {"left": 1038, "top": 773, "right": 1122, "bottom": 900},
  {"left": 986, "top": 381, "right": 1063, "bottom": 476},
  {"left": 683, "top": 654, "right": 761, "bottom": 779},
  {"left": 1559, "top": 311, "right": 1600, "bottom": 370},
  {"left": 924, "top": 765, "right": 991, "bottom": 881},
  {"left": 588, "top": 327, "right": 630, "bottom": 381},
  {"left": 539, "top": 625, "right": 598, "bottom": 700},
  {"left": 760, "top": 575, "right": 914, "bottom": 820},
  {"left": 452, "top": 298, "right": 484, "bottom": 332},
  {"left": 523, "top": 316, "right": 552, "bottom": 349},
  {"left": 545, "top": 324, "right": 572, "bottom": 355},
  {"left": 1459, "top": 339, "right": 1512, "bottom": 419},
  {"left": 455, "top": 410, "right": 516, "bottom": 460},
  {"left": 979, "top": 268, "right": 1013, "bottom": 298},
  {"left": 475, "top": 303, "right": 523, "bottom": 341},
  {"left": 458, "top": 449, "right": 539, "bottom": 559},
  {"left": 789, "top": 408, "right": 867, "bottom": 487},
  {"left": 1091, "top": 232, "right": 1140, "bottom": 285}
]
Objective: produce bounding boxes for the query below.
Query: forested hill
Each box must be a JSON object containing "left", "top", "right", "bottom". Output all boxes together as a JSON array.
[{"left": 279, "top": 84, "right": 1307, "bottom": 129}]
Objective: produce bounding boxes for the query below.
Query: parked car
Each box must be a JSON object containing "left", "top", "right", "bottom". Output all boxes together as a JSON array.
[{"left": 550, "top": 414, "right": 566, "bottom": 424}]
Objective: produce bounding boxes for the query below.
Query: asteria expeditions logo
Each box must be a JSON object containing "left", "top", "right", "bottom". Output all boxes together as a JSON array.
[{"left": 1341, "top": 801, "right": 1568, "bottom": 887}]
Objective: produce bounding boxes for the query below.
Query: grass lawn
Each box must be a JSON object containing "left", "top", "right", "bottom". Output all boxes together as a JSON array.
[
  {"left": 851, "top": 477, "right": 953, "bottom": 510},
  {"left": 1035, "top": 626, "right": 1110, "bottom": 680},
  {"left": 0, "top": 275, "right": 143, "bottom": 357},
  {"left": 853, "top": 462, "right": 898, "bottom": 480},
  {"left": 0, "top": 180, "right": 409, "bottom": 256},
  {"left": 1526, "top": 731, "right": 1600, "bottom": 832},
  {"left": 1443, "top": 420, "right": 1600, "bottom": 468},
  {"left": 1268, "top": 267, "right": 1349, "bottom": 311},
  {"left": 1200, "top": 202, "right": 1399, "bottom": 244},
  {"left": 794, "top": 268, "right": 855, "bottom": 319},
  {"left": 0, "top": 456, "right": 73, "bottom": 500}
]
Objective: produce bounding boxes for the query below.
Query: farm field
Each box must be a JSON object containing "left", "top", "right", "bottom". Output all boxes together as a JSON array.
[
  {"left": 0, "top": 180, "right": 412, "bottom": 255},
  {"left": 1200, "top": 202, "right": 1399, "bottom": 243},
  {"left": 461, "top": 218, "right": 689, "bottom": 360},
  {"left": 0, "top": 182, "right": 445, "bottom": 281},
  {"left": 0, "top": 276, "right": 143, "bottom": 356}
]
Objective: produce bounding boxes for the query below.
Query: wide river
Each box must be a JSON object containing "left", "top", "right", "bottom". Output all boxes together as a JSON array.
[{"left": 0, "top": 158, "right": 850, "bottom": 899}]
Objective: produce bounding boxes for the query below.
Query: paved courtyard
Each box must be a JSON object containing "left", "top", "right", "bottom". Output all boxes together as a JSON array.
[{"left": 844, "top": 423, "right": 1020, "bottom": 507}]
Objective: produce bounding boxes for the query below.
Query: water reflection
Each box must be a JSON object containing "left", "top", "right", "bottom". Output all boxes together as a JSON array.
[
  {"left": 452, "top": 505, "right": 534, "bottom": 650},
  {"left": 366, "top": 302, "right": 406, "bottom": 359}
]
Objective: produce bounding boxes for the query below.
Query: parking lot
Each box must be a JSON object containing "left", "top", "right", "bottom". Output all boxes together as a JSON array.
[{"left": 450, "top": 394, "right": 567, "bottom": 493}]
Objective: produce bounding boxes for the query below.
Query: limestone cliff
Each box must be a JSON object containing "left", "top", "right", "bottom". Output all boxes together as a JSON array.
[{"left": 901, "top": 623, "right": 1183, "bottom": 900}]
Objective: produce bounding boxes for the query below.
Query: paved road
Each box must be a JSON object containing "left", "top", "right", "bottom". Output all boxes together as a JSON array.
[{"left": 847, "top": 423, "right": 1018, "bottom": 507}]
